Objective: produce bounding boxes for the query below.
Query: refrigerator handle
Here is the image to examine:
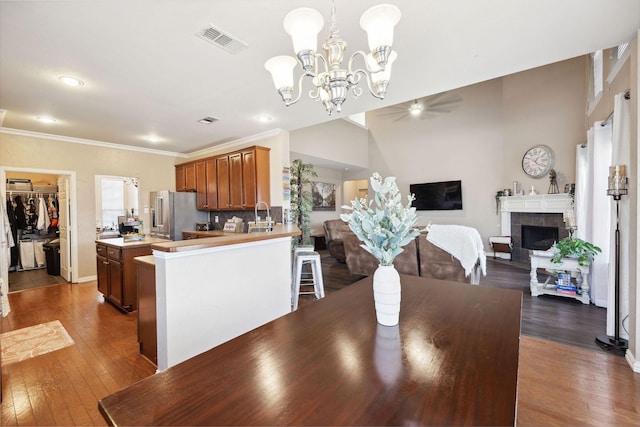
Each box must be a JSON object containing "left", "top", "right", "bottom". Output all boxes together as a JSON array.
[{"left": 153, "top": 196, "right": 164, "bottom": 227}]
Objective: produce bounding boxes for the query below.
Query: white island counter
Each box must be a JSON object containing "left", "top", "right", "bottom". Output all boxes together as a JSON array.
[{"left": 151, "top": 224, "right": 300, "bottom": 370}]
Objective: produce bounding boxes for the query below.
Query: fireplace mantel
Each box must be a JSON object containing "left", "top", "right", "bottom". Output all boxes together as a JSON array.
[{"left": 499, "top": 193, "right": 572, "bottom": 235}]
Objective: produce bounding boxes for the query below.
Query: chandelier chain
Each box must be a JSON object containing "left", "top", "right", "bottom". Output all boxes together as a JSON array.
[{"left": 328, "top": 0, "right": 339, "bottom": 39}]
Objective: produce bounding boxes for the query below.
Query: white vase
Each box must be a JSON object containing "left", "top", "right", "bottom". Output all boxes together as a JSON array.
[{"left": 373, "top": 264, "right": 401, "bottom": 326}]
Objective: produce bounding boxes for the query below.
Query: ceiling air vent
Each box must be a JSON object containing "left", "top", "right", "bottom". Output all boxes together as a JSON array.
[
  {"left": 196, "top": 24, "right": 248, "bottom": 55},
  {"left": 198, "top": 116, "right": 219, "bottom": 124}
]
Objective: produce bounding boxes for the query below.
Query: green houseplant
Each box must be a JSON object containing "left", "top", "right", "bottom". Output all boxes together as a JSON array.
[
  {"left": 289, "top": 159, "right": 317, "bottom": 247},
  {"left": 550, "top": 236, "right": 601, "bottom": 267}
]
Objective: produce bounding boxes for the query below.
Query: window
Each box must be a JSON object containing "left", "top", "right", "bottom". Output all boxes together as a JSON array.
[
  {"left": 592, "top": 50, "right": 603, "bottom": 100},
  {"left": 101, "top": 178, "right": 124, "bottom": 229},
  {"left": 608, "top": 41, "right": 631, "bottom": 83}
]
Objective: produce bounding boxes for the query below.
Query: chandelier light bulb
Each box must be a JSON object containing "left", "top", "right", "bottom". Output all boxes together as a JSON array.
[
  {"left": 264, "top": 56, "right": 297, "bottom": 90},
  {"left": 283, "top": 8, "right": 324, "bottom": 54},
  {"left": 360, "top": 4, "right": 401, "bottom": 51}
]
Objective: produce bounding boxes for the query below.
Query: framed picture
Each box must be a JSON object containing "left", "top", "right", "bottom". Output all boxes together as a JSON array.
[{"left": 311, "top": 181, "right": 336, "bottom": 211}]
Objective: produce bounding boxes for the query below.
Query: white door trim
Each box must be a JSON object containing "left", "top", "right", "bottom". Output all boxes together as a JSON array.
[{"left": 1, "top": 166, "right": 78, "bottom": 283}]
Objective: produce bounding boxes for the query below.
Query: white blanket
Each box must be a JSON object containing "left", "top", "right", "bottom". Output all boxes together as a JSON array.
[{"left": 426, "top": 224, "right": 487, "bottom": 277}]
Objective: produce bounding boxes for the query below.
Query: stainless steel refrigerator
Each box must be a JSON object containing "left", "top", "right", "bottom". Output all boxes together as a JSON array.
[{"left": 150, "top": 191, "right": 208, "bottom": 240}]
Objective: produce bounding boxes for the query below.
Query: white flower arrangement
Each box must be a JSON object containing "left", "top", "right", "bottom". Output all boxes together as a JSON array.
[{"left": 341, "top": 173, "right": 420, "bottom": 266}]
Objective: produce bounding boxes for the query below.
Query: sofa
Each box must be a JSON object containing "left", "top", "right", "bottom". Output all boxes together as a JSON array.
[
  {"left": 323, "top": 219, "right": 347, "bottom": 263},
  {"left": 342, "top": 229, "right": 481, "bottom": 284}
]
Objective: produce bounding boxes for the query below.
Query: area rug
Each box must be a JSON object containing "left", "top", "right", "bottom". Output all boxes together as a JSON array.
[{"left": 1, "top": 320, "right": 74, "bottom": 365}]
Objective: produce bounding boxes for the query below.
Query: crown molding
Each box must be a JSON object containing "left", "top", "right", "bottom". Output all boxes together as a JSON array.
[
  {"left": 185, "top": 129, "right": 284, "bottom": 159},
  {"left": 0, "top": 127, "right": 187, "bottom": 158}
]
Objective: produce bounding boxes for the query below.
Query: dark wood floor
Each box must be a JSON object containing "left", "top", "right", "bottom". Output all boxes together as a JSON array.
[
  {"left": 2, "top": 253, "right": 637, "bottom": 426},
  {"left": 8, "top": 268, "right": 67, "bottom": 292},
  {"left": 305, "top": 251, "right": 612, "bottom": 354}
]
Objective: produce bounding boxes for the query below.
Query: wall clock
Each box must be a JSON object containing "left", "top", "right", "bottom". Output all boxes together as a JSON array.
[{"left": 521, "top": 145, "right": 555, "bottom": 178}]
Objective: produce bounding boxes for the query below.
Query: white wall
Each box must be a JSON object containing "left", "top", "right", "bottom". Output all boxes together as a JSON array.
[
  {"left": 290, "top": 119, "right": 369, "bottom": 169},
  {"left": 0, "top": 133, "right": 177, "bottom": 280},
  {"left": 340, "top": 57, "right": 587, "bottom": 247}
]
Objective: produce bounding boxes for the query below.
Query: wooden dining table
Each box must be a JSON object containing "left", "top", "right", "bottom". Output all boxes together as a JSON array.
[{"left": 99, "top": 274, "right": 522, "bottom": 426}]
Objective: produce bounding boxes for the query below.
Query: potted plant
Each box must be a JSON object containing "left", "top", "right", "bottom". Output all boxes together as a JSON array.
[
  {"left": 550, "top": 236, "right": 601, "bottom": 267},
  {"left": 341, "top": 172, "right": 419, "bottom": 326},
  {"left": 289, "top": 159, "right": 317, "bottom": 247}
]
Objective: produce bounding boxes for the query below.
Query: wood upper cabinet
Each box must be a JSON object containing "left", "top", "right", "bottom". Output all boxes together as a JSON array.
[
  {"left": 229, "top": 152, "right": 244, "bottom": 209},
  {"left": 196, "top": 158, "right": 218, "bottom": 210},
  {"left": 175, "top": 162, "right": 196, "bottom": 192},
  {"left": 216, "top": 155, "right": 231, "bottom": 209},
  {"left": 185, "top": 146, "right": 270, "bottom": 211},
  {"left": 216, "top": 146, "right": 270, "bottom": 210}
]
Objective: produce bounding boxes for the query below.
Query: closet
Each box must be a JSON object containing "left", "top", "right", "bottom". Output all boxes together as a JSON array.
[{"left": 6, "top": 176, "right": 60, "bottom": 273}]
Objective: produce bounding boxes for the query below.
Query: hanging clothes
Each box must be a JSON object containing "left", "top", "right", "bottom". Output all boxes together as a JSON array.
[
  {"left": 36, "top": 196, "right": 50, "bottom": 231},
  {"left": 1, "top": 199, "right": 15, "bottom": 316},
  {"left": 6, "top": 199, "right": 18, "bottom": 268},
  {"left": 13, "top": 195, "right": 27, "bottom": 230}
]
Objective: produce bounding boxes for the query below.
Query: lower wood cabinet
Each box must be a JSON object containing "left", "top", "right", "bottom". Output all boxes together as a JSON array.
[{"left": 96, "top": 242, "right": 153, "bottom": 312}]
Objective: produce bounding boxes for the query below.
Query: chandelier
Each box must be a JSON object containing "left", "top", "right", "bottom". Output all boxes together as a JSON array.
[{"left": 264, "top": 1, "right": 401, "bottom": 115}]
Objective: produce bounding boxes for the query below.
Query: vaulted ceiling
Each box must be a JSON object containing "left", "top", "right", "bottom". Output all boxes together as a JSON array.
[{"left": 1, "top": 0, "right": 638, "bottom": 154}]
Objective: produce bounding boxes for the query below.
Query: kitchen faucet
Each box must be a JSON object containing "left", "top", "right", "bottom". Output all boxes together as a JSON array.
[{"left": 255, "top": 201, "right": 271, "bottom": 226}]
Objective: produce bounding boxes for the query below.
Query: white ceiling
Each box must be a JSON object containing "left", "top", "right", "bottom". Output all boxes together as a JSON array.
[{"left": 1, "top": 0, "right": 638, "bottom": 155}]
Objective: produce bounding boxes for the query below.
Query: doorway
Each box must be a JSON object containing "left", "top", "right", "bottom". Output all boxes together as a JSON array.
[{"left": 1, "top": 167, "right": 78, "bottom": 293}]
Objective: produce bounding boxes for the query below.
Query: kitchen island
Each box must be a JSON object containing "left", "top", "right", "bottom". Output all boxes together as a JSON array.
[
  {"left": 150, "top": 224, "right": 300, "bottom": 370},
  {"left": 95, "top": 236, "right": 170, "bottom": 312}
]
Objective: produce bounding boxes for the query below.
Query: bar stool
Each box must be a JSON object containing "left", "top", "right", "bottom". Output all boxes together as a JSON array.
[{"left": 291, "top": 250, "right": 325, "bottom": 310}]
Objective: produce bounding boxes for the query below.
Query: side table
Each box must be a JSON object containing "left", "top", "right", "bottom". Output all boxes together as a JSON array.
[{"left": 529, "top": 250, "right": 590, "bottom": 304}]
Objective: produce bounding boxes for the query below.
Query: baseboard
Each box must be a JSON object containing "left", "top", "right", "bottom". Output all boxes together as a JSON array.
[
  {"left": 625, "top": 350, "right": 640, "bottom": 373},
  {"left": 594, "top": 298, "right": 607, "bottom": 308},
  {"left": 76, "top": 275, "right": 97, "bottom": 283}
]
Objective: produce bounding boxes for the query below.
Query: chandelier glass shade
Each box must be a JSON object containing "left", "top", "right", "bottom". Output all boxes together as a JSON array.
[{"left": 265, "top": 2, "right": 401, "bottom": 115}]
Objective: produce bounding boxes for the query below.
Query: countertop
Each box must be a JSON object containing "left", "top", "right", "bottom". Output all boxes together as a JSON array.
[
  {"left": 95, "top": 236, "right": 171, "bottom": 248},
  {"left": 152, "top": 224, "right": 301, "bottom": 253}
]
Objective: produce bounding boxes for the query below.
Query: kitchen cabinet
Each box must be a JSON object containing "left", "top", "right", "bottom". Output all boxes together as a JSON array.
[
  {"left": 175, "top": 162, "right": 196, "bottom": 192},
  {"left": 216, "top": 146, "right": 270, "bottom": 210},
  {"left": 96, "top": 241, "right": 154, "bottom": 312},
  {"left": 216, "top": 155, "right": 230, "bottom": 209},
  {"left": 196, "top": 158, "right": 218, "bottom": 210}
]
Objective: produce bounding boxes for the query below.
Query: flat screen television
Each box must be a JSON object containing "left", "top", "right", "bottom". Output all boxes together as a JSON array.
[{"left": 410, "top": 180, "right": 463, "bottom": 210}]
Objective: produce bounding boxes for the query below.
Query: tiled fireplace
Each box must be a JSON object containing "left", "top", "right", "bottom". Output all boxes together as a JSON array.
[{"left": 498, "top": 194, "right": 572, "bottom": 262}]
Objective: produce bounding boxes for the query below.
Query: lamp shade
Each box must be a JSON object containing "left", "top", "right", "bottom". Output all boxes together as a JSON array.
[
  {"left": 265, "top": 56, "right": 298, "bottom": 89},
  {"left": 283, "top": 7, "right": 324, "bottom": 54},
  {"left": 360, "top": 4, "right": 401, "bottom": 51},
  {"left": 369, "top": 51, "right": 397, "bottom": 84}
]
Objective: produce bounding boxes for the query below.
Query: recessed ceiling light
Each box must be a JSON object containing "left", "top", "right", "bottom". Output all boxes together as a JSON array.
[
  {"left": 36, "top": 116, "right": 57, "bottom": 123},
  {"left": 256, "top": 114, "right": 272, "bottom": 123},
  {"left": 145, "top": 136, "right": 161, "bottom": 143},
  {"left": 59, "top": 76, "right": 85, "bottom": 87},
  {"left": 198, "top": 116, "right": 219, "bottom": 124}
]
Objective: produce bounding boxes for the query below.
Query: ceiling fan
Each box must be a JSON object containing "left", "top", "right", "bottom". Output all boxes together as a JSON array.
[{"left": 376, "top": 91, "right": 463, "bottom": 122}]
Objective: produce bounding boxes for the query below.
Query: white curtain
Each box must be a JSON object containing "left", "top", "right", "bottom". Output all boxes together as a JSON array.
[
  {"left": 607, "top": 93, "right": 631, "bottom": 338},
  {"left": 576, "top": 122, "right": 612, "bottom": 307}
]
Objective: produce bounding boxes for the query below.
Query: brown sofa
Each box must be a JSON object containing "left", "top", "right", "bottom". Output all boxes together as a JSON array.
[
  {"left": 343, "top": 230, "right": 480, "bottom": 284},
  {"left": 323, "top": 219, "right": 347, "bottom": 263}
]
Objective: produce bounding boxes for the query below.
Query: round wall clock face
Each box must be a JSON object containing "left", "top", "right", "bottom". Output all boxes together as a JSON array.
[{"left": 522, "top": 145, "right": 555, "bottom": 178}]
